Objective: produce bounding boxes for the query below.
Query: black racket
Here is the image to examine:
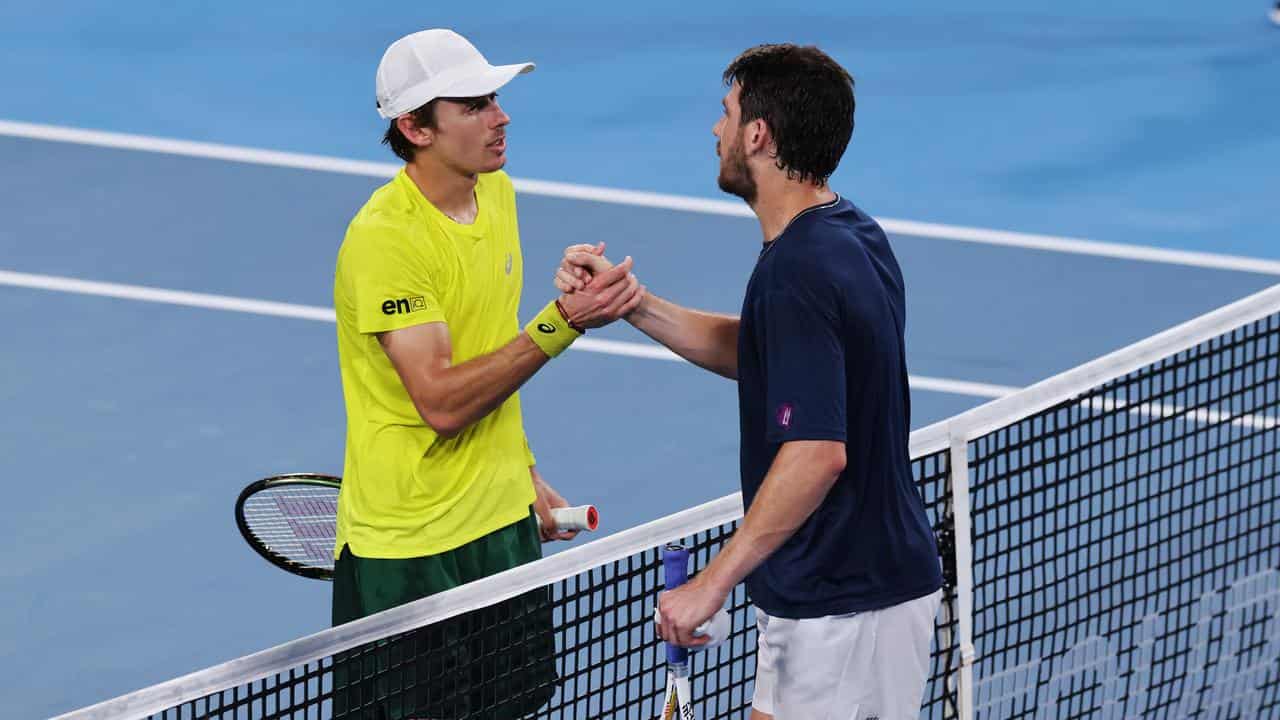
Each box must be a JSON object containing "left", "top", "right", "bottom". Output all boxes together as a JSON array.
[
  {"left": 236, "top": 473, "right": 341, "bottom": 580},
  {"left": 236, "top": 473, "right": 599, "bottom": 581}
]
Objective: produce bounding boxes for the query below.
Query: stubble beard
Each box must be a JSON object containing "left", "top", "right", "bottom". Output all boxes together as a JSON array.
[{"left": 716, "top": 138, "right": 757, "bottom": 205}]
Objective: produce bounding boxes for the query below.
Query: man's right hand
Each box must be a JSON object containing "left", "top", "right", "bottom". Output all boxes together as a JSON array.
[
  {"left": 555, "top": 242, "right": 608, "bottom": 294},
  {"left": 555, "top": 248, "right": 644, "bottom": 329}
]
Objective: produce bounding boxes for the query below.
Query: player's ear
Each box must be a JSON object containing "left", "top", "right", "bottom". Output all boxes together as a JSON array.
[
  {"left": 397, "top": 115, "right": 433, "bottom": 149},
  {"left": 745, "top": 118, "right": 770, "bottom": 156}
]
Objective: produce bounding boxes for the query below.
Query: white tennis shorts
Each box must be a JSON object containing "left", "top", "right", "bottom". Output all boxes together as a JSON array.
[{"left": 752, "top": 589, "right": 942, "bottom": 720}]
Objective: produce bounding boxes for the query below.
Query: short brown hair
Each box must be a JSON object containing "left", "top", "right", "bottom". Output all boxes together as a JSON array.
[
  {"left": 723, "top": 44, "right": 855, "bottom": 185},
  {"left": 382, "top": 100, "right": 439, "bottom": 162}
]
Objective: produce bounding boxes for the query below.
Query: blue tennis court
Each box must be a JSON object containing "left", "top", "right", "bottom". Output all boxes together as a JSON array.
[{"left": 2, "top": 3, "right": 1278, "bottom": 717}]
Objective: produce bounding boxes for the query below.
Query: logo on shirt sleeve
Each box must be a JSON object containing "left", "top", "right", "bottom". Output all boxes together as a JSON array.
[
  {"left": 775, "top": 403, "right": 793, "bottom": 429},
  {"left": 381, "top": 296, "right": 427, "bottom": 315}
]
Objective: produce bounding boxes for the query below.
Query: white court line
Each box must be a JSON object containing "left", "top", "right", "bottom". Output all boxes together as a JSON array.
[
  {"left": 0, "top": 268, "right": 1015, "bottom": 399},
  {"left": 1081, "top": 395, "right": 1277, "bottom": 432},
  {"left": 912, "top": 376, "right": 1018, "bottom": 398},
  {"left": 0, "top": 269, "right": 336, "bottom": 322},
  {"left": 3, "top": 118, "right": 1280, "bottom": 276}
]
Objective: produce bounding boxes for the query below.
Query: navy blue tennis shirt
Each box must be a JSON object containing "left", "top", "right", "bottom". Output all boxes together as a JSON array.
[{"left": 737, "top": 195, "right": 943, "bottom": 618}]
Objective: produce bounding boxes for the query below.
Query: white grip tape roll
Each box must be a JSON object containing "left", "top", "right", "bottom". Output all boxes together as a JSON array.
[
  {"left": 653, "top": 606, "right": 732, "bottom": 650},
  {"left": 536, "top": 505, "right": 599, "bottom": 532}
]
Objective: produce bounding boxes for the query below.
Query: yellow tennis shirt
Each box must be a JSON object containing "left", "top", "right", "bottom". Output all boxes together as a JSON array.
[{"left": 333, "top": 168, "right": 537, "bottom": 559}]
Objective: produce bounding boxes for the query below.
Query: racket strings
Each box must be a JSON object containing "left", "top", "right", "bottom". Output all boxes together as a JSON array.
[{"left": 243, "top": 487, "right": 340, "bottom": 567}]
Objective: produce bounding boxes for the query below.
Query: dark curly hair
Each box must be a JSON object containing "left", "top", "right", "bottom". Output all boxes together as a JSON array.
[{"left": 722, "top": 44, "right": 855, "bottom": 185}]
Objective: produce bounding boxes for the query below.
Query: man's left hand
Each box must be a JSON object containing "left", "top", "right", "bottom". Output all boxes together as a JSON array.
[
  {"left": 531, "top": 466, "right": 579, "bottom": 542},
  {"left": 656, "top": 574, "right": 727, "bottom": 648}
]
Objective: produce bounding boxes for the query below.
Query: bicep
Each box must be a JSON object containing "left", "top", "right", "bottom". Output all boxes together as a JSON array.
[
  {"left": 774, "top": 440, "right": 847, "bottom": 478},
  {"left": 378, "top": 321, "right": 453, "bottom": 396}
]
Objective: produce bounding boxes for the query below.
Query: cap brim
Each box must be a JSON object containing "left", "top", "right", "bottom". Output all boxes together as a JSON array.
[
  {"left": 377, "top": 62, "right": 535, "bottom": 119},
  {"left": 437, "top": 62, "right": 535, "bottom": 99}
]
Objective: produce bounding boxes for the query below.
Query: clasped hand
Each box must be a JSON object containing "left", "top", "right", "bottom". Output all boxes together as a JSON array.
[{"left": 554, "top": 243, "right": 643, "bottom": 327}]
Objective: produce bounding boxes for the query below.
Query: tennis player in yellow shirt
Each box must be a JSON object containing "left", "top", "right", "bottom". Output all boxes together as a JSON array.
[{"left": 331, "top": 29, "right": 643, "bottom": 719}]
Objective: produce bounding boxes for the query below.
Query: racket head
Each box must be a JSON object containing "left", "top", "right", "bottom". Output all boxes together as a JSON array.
[{"left": 235, "top": 473, "right": 341, "bottom": 581}]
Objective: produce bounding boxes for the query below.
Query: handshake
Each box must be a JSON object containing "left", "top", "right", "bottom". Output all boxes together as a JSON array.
[{"left": 552, "top": 242, "right": 646, "bottom": 331}]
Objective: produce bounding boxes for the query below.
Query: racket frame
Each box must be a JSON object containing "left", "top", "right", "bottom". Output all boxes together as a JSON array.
[{"left": 235, "top": 473, "right": 342, "bottom": 581}]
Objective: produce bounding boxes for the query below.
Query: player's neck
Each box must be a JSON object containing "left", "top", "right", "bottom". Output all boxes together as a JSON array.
[
  {"left": 405, "top": 156, "right": 479, "bottom": 224},
  {"left": 751, "top": 179, "right": 837, "bottom": 243}
]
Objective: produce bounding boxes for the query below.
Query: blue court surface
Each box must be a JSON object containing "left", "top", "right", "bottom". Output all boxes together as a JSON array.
[{"left": 2, "top": 3, "right": 1278, "bottom": 717}]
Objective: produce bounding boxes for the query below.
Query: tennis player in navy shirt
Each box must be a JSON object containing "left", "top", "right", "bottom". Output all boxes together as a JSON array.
[{"left": 557, "top": 44, "right": 943, "bottom": 719}]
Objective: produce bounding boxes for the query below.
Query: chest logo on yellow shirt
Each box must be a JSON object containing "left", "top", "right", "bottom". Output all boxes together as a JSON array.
[
  {"left": 381, "top": 296, "right": 427, "bottom": 315},
  {"left": 505, "top": 253, "right": 513, "bottom": 275}
]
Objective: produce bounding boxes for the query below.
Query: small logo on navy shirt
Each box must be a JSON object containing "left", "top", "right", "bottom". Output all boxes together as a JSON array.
[{"left": 775, "top": 403, "right": 793, "bottom": 429}]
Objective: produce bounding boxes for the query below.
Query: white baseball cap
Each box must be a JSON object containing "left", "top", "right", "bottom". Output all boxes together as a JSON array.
[{"left": 375, "top": 29, "right": 535, "bottom": 119}]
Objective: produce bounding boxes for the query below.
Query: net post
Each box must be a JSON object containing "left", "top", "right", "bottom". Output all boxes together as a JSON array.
[{"left": 948, "top": 430, "right": 977, "bottom": 720}]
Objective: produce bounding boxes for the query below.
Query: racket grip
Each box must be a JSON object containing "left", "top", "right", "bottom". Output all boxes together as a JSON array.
[
  {"left": 663, "top": 544, "right": 690, "bottom": 666},
  {"left": 536, "top": 505, "right": 599, "bottom": 532}
]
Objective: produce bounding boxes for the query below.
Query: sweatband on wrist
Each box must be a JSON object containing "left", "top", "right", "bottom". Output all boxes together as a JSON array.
[{"left": 525, "top": 300, "right": 582, "bottom": 358}]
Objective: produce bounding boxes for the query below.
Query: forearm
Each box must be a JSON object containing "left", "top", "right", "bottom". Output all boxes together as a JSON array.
[
  {"left": 410, "top": 331, "right": 550, "bottom": 436},
  {"left": 627, "top": 293, "right": 739, "bottom": 379},
  {"left": 698, "top": 441, "right": 845, "bottom": 595}
]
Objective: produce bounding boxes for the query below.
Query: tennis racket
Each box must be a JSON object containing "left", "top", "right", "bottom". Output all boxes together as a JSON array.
[
  {"left": 659, "top": 544, "right": 695, "bottom": 720},
  {"left": 236, "top": 473, "right": 342, "bottom": 580},
  {"left": 236, "top": 473, "right": 599, "bottom": 581}
]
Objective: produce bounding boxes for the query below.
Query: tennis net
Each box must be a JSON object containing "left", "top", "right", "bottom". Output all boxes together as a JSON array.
[{"left": 57, "top": 283, "right": 1280, "bottom": 720}]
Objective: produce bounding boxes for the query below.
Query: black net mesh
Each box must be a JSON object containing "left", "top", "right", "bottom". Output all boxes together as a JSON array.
[
  {"left": 968, "top": 313, "right": 1280, "bottom": 718},
  {"left": 84, "top": 296, "right": 1280, "bottom": 720},
  {"left": 146, "top": 450, "right": 956, "bottom": 720}
]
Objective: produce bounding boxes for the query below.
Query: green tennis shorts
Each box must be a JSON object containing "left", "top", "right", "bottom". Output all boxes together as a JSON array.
[{"left": 331, "top": 508, "right": 557, "bottom": 720}]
